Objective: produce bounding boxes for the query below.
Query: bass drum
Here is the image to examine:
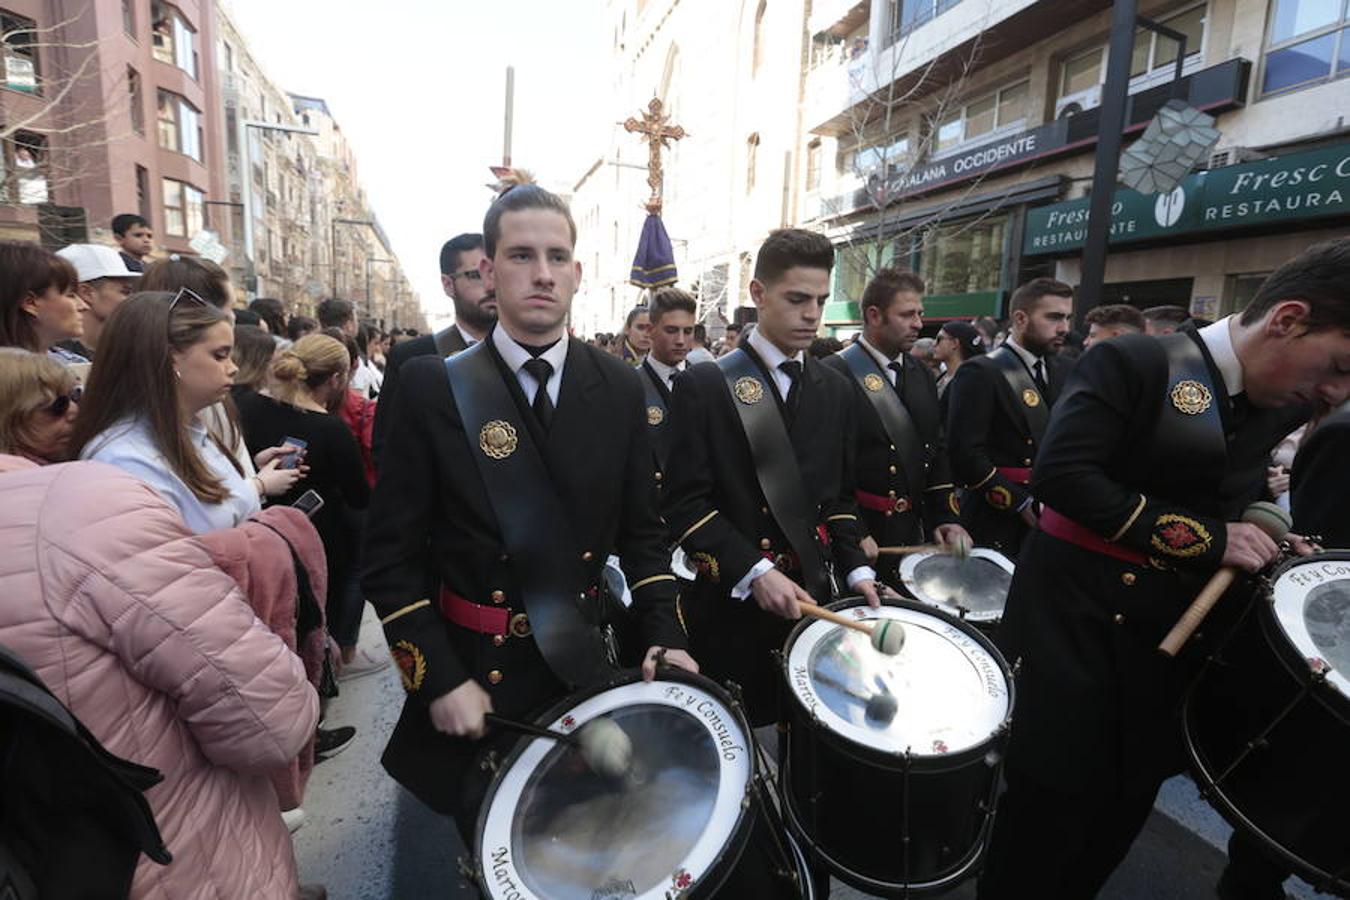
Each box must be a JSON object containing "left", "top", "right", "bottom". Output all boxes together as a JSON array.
[
  {"left": 897, "top": 547, "right": 1013, "bottom": 634},
  {"left": 780, "top": 596, "right": 1014, "bottom": 896},
  {"left": 473, "top": 669, "right": 814, "bottom": 900},
  {"left": 1182, "top": 552, "right": 1350, "bottom": 896}
]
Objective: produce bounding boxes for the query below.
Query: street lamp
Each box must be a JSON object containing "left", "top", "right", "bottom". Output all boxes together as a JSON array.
[
  {"left": 236, "top": 119, "right": 319, "bottom": 297},
  {"left": 331, "top": 217, "right": 376, "bottom": 300}
]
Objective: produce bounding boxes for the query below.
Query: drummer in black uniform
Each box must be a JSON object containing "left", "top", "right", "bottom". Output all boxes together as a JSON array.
[
  {"left": 820, "top": 268, "right": 970, "bottom": 586},
  {"left": 639, "top": 286, "right": 697, "bottom": 486},
  {"left": 945, "top": 278, "right": 1073, "bottom": 556},
  {"left": 662, "top": 228, "right": 879, "bottom": 728},
  {"left": 977, "top": 239, "right": 1350, "bottom": 899},
  {"left": 362, "top": 181, "right": 696, "bottom": 841}
]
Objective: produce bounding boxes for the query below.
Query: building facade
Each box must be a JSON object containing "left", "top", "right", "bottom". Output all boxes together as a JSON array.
[{"left": 802, "top": 0, "right": 1350, "bottom": 333}]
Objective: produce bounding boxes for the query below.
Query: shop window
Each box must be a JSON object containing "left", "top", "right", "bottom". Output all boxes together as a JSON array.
[
  {"left": 887, "top": 0, "right": 965, "bottom": 44},
  {"left": 128, "top": 67, "right": 144, "bottom": 134},
  {"left": 918, "top": 217, "right": 1007, "bottom": 295},
  {"left": 835, "top": 239, "right": 894, "bottom": 303},
  {"left": 157, "top": 90, "right": 202, "bottom": 161},
  {"left": 1055, "top": 4, "right": 1207, "bottom": 111},
  {"left": 933, "top": 81, "right": 1027, "bottom": 155},
  {"left": 151, "top": 1, "right": 197, "bottom": 79},
  {"left": 1261, "top": 0, "right": 1350, "bottom": 94},
  {"left": 1, "top": 11, "right": 38, "bottom": 94},
  {"left": 162, "top": 178, "right": 203, "bottom": 236}
]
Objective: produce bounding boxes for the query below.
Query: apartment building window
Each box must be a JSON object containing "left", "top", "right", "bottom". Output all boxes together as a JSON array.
[
  {"left": 1056, "top": 4, "right": 1206, "bottom": 108},
  {"left": 162, "top": 177, "right": 203, "bottom": 236},
  {"left": 1, "top": 11, "right": 38, "bottom": 94},
  {"left": 128, "top": 67, "right": 144, "bottom": 134},
  {"left": 5, "top": 132, "right": 48, "bottom": 204},
  {"left": 847, "top": 133, "right": 911, "bottom": 178},
  {"left": 888, "top": 0, "right": 964, "bottom": 44},
  {"left": 151, "top": 1, "right": 197, "bottom": 79},
  {"left": 746, "top": 133, "right": 760, "bottom": 193},
  {"left": 1261, "top": 0, "right": 1350, "bottom": 95},
  {"left": 157, "top": 90, "right": 202, "bottom": 161},
  {"left": 933, "top": 81, "right": 1028, "bottom": 154},
  {"left": 806, "top": 139, "right": 822, "bottom": 192},
  {"left": 135, "top": 165, "right": 150, "bottom": 220}
]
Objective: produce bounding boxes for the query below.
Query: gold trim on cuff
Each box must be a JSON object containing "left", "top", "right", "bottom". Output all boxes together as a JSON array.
[
  {"left": 826, "top": 514, "right": 857, "bottom": 522},
  {"left": 631, "top": 574, "right": 677, "bottom": 591},
  {"left": 678, "top": 510, "right": 719, "bottom": 545},
  {"left": 969, "top": 468, "right": 998, "bottom": 490},
  {"left": 381, "top": 598, "right": 431, "bottom": 625},
  {"left": 925, "top": 483, "right": 955, "bottom": 492},
  {"left": 1109, "top": 496, "right": 1148, "bottom": 543}
]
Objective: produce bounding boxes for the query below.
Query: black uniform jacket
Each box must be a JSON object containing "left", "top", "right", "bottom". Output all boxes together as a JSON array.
[
  {"left": 371, "top": 325, "right": 469, "bottom": 463},
  {"left": 639, "top": 358, "right": 677, "bottom": 480},
  {"left": 1291, "top": 405, "right": 1350, "bottom": 547},
  {"left": 820, "top": 347, "right": 960, "bottom": 564},
  {"left": 998, "top": 331, "right": 1307, "bottom": 794},
  {"left": 945, "top": 345, "right": 1068, "bottom": 554},
  {"left": 661, "top": 346, "right": 868, "bottom": 723},
  {"left": 362, "top": 335, "right": 685, "bottom": 815}
]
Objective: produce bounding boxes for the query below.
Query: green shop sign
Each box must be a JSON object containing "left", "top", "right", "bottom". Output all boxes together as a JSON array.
[{"left": 1024, "top": 143, "right": 1350, "bottom": 255}]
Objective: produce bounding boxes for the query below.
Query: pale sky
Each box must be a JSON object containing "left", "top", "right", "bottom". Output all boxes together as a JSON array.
[{"left": 226, "top": 0, "right": 612, "bottom": 327}]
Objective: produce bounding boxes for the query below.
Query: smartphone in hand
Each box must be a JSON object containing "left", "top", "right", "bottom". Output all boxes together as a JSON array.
[
  {"left": 291, "top": 489, "right": 324, "bottom": 518},
  {"left": 279, "top": 437, "right": 308, "bottom": 470}
]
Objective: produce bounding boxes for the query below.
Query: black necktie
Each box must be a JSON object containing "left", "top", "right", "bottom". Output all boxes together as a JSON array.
[
  {"left": 779, "top": 360, "right": 802, "bottom": 421},
  {"left": 522, "top": 358, "right": 554, "bottom": 431},
  {"left": 1032, "top": 358, "right": 1049, "bottom": 397},
  {"left": 888, "top": 361, "right": 906, "bottom": 396}
]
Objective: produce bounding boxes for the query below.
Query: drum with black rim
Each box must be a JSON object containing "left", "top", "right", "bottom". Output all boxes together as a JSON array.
[
  {"left": 472, "top": 669, "right": 814, "bottom": 900},
  {"left": 1182, "top": 551, "right": 1350, "bottom": 896},
  {"left": 897, "top": 547, "right": 1014, "bottom": 634},
  {"left": 779, "top": 596, "right": 1014, "bottom": 896}
]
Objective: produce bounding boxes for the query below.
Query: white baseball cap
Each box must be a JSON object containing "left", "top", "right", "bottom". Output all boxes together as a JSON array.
[{"left": 56, "top": 244, "right": 141, "bottom": 282}]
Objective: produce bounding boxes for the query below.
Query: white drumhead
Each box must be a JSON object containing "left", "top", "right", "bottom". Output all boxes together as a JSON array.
[
  {"left": 898, "top": 548, "right": 1013, "bottom": 622},
  {"left": 479, "top": 679, "right": 754, "bottom": 900},
  {"left": 785, "top": 604, "right": 1011, "bottom": 756},
  {"left": 1271, "top": 556, "right": 1350, "bottom": 698}
]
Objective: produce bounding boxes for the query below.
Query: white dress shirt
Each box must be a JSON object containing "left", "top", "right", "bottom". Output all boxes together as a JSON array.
[
  {"left": 732, "top": 328, "right": 876, "bottom": 598},
  {"left": 1197, "top": 316, "right": 1244, "bottom": 397},
  {"left": 685, "top": 346, "right": 716, "bottom": 366},
  {"left": 645, "top": 354, "right": 686, "bottom": 391},
  {"left": 1004, "top": 335, "right": 1046, "bottom": 382},
  {"left": 492, "top": 325, "right": 568, "bottom": 407},
  {"left": 82, "top": 416, "right": 260, "bottom": 534},
  {"left": 455, "top": 323, "right": 480, "bottom": 349}
]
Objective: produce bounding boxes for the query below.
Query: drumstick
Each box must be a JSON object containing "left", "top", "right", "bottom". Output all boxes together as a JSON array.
[
  {"left": 875, "top": 543, "right": 941, "bottom": 557},
  {"left": 799, "top": 604, "right": 906, "bottom": 655},
  {"left": 1158, "top": 502, "right": 1291, "bottom": 657},
  {"left": 485, "top": 713, "right": 579, "bottom": 747}
]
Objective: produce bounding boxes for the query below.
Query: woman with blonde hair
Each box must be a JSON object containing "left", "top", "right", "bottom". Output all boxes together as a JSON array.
[
  {"left": 71, "top": 292, "right": 303, "bottom": 533},
  {"left": 0, "top": 347, "right": 82, "bottom": 463},
  {"left": 237, "top": 334, "right": 376, "bottom": 689}
]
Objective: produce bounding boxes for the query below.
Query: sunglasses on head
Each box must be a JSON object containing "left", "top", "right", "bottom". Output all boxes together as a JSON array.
[
  {"left": 168, "top": 287, "right": 210, "bottom": 312},
  {"left": 45, "top": 385, "right": 82, "bottom": 417}
]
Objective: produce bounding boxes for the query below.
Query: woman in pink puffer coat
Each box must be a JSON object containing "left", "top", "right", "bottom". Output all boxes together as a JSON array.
[{"left": 0, "top": 455, "right": 319, "bottom": 899}]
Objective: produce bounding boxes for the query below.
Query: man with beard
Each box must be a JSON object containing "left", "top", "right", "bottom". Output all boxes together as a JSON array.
[
  {"left": 822, "top": 268, "right": 970, "bottom": 586},
  {"left": 946, "top": 278, "right": 1073, "bottom": 556},
  {"left": 978, "top": 239, "right": 1349, "bottom": 900},
  {"left": 374, "top": 233, "right": 497, "bottom": 462},
  {"left": 363, "top": 183, "right": 695, "bottom": 841}
]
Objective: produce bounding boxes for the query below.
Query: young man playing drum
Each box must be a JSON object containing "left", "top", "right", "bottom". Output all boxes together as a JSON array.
[
  {"left": 363, "top": 181, "right": 696, "bottom": 841},
  {"left": 945, "top": 278, "right": 1073, "bottom": 557},
  {"left": 977, "top": 240, "right": 1350, "bottom": 899},
  {"left": 819, "top": 268, "right": 971, "bottom": 586},
  {"left": 661, "top": 228, "right": 880, "bottom": 729}
]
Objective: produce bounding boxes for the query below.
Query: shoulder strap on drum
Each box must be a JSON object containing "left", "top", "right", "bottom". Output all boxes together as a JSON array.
[
  {"left": 988, "top": 346, "right": 1049, "bottom": 440},
  {"left": 717, "top": 348, "right": 829, "bottom": 601},
  {"left": 839, "top": 344, "right": 924, "bottom": 491},
  {"left": 444, "top": 343, "right": 612, "bottom": 688}
]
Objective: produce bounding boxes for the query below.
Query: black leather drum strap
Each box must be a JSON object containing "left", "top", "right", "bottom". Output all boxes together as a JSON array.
[
  {"left": 444, "top": 344, "right": 611, "bottom": 688},
  {"left": 989, "top": 346, "right": 1049, "bottom": 441},
  {"left": 840, "top": 344, "right": 924, "bottom": 489},
  {"left": 718, "top": 349, "right": 829, "bottom": 602},
  {"left": 1155, "top": 331, "right": 1228, "bottom": 471}
]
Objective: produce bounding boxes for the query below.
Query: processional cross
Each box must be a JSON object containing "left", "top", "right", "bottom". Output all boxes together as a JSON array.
[{"left": 623, "top": 97, "right": 687, "bottom": 215}]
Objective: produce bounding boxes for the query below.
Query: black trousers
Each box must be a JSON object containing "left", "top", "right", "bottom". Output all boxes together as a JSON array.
[{"left": 977, "top": 765, "right": 1162, "bottom": 899}]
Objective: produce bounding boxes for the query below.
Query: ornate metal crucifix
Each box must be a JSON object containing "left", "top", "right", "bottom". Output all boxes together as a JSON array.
[{"left": 623, "top": 97, "right": 687, "bottom": 216}]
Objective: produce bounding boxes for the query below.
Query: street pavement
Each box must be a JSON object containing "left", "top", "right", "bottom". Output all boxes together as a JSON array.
[{"left": 294, "top": 608, "right": 1322, "bottom": 899}]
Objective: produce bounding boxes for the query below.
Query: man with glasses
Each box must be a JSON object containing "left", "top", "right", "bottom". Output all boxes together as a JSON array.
[{"left": 375, "top": 233, "right": 497, "bottom": 462}]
